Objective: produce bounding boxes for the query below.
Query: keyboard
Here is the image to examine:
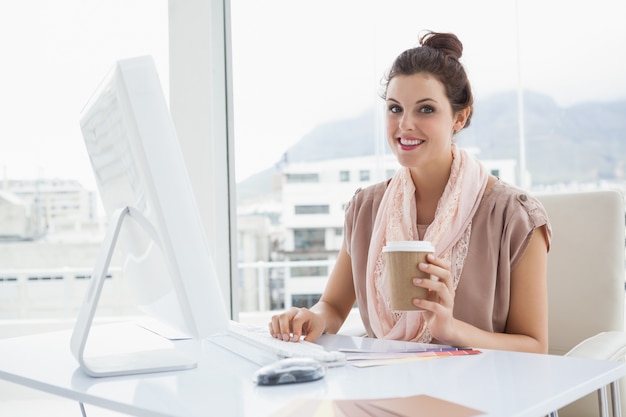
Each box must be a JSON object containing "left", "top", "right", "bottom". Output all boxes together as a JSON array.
[{"left": 208, "top": 322, "right": 346, "bottom": 368}]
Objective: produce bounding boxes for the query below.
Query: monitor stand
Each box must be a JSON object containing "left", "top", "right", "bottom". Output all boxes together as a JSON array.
[{"left": 70, "top": 206, "right": 197, "bottom": 377}]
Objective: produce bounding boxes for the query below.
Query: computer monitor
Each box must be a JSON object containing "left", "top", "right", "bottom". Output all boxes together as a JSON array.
[{"left": 70, "top": 55, "right": 229, "bottom": 377}]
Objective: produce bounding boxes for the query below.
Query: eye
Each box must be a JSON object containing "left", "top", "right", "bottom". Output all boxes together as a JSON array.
[
  {"left": 419, "top": 105, "right": 435, "bottom": 114},
  {"left": 388, "top": 104, "right": 402, "bottom": 114}
]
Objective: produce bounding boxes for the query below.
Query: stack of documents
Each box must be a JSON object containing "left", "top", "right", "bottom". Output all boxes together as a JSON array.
[{"left": 341, "top": 346, "right": 481, "bottom": 367}]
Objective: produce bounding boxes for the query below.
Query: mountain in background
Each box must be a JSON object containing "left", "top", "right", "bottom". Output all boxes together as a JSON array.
[{"left": 237, "top": 91, "right": 626, "bottom": 201}]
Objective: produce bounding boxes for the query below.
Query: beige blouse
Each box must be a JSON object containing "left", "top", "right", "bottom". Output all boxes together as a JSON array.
[{"left": 343, "top": 179, "right": 552, "bottom": 338}]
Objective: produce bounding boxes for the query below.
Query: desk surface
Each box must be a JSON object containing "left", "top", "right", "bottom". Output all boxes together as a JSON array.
[{"left": 0, "top": 324, "right": 623, "bottom": 417}]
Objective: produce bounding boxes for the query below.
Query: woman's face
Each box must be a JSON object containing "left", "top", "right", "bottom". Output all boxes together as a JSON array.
[{"left": 385, "top": 73, "right": 468, "bottom": 171}]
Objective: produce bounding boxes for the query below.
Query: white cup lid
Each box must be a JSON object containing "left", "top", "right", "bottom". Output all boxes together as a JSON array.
[{"left": 382, "top": 240, "right": 435, "bottom": 252}]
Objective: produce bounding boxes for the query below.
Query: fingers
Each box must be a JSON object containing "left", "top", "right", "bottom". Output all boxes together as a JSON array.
[
  {"left": 291, "top": 309, "right": 322, "bottom": 342},
  {"left": 269, "top": 307, "right": 321, "bottom": 342},
  {"left": 414, "top": 254, "right": 454, "bottom": 307},
  {"left": 419, "top": 254, "right": 452, "bottom": 287},
  {"left": 413, "top": 278, "right": 454, "bottom": 308},
  {"left": 269, "top": 307, "right": 299, "bottom": 341},
  {"left": 412, "top": 296, "right": 445, "bottom": 313}
]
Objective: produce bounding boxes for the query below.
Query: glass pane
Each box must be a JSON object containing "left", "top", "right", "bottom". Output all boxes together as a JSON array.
[
  {"left": 0, "top": 1, "right": 168, "bottom": 328},
  {"left": 231, "top": 0, "right": 626, "bottom": 325}
]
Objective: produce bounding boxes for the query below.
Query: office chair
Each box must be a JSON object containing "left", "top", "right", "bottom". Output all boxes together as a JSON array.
[{"left": 537, "top": 189, "right": 626, "bottom": 417}]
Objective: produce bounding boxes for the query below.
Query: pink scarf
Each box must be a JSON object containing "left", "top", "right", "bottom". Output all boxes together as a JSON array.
[{"left": 365, "top": 145, "right": 488, "bottom": 342}]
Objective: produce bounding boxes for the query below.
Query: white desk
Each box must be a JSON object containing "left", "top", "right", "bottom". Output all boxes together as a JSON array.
[{"left": 0, "top": 324, "right": 623, "bottom": 417}]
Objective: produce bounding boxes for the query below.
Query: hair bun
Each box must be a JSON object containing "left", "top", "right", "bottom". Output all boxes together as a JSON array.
[{"left": 420, "top": 31, "right": 463, "bottom": 60}]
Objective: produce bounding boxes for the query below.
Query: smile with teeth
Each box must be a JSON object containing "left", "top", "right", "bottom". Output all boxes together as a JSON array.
[{"left": 399, "top": 137, "right": 424, "bottom": 146}]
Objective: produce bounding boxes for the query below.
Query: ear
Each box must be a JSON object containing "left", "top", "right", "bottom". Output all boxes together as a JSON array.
[{"left": 453, "top": 107, "right": 471, "bottom": 132}]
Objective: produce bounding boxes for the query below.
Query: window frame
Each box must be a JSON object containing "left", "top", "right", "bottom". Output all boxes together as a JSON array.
[{"left": 168, "top": 0, "right": 237, "bottom": 318}]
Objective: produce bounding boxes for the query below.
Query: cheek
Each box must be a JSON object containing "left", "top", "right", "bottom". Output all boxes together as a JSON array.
[
  {"left": 386, "top": 130, "right": 399, "bottom": 149},
  {"left": 424, "top": 117, "right": 450, "bottom": 136}
]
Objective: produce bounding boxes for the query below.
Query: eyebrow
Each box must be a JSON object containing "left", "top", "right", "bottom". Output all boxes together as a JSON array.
[{"left": 386, "top": 97, "right": 438, "bottom": 104}]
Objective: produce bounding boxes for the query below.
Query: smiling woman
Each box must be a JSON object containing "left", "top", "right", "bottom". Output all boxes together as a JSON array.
[
  {"left": 232, "top": 0, "right": 626, "bottom": 323},
  {"left": 267, "top": 30, "right": 552, "bottom": 357}
]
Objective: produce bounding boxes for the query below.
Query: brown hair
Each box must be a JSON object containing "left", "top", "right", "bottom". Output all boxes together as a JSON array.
[{"left": 382, "top": 31, "right": 474, "bottom": 129}]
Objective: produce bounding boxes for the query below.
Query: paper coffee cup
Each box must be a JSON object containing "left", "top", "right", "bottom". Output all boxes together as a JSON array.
[{"left": 382, "top": 241, "right": 435, "bottom": 311}]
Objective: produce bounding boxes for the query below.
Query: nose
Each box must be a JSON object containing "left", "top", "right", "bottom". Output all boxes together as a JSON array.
[{"left": 398, "top": 112, "right": 415, "bottom": 131}]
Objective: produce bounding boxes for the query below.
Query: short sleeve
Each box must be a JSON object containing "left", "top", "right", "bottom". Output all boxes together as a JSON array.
[
  {"left": 343, "top": 181, "right": 388, "bottom": 258},
  {"left": 505, "top": 192, "right": 552, "bottom": 270}
]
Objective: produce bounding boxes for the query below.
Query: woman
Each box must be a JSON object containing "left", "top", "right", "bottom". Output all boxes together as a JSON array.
[{"left": 269, "top": 31, "right": 551, "bottom": 353}]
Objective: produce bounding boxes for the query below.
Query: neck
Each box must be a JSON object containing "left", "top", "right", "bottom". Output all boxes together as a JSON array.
[
  {"left": 409, "top": 157, "right": 452, "bottom": 202},
  {"left": 408, "top": 152, "right": 454, "bottom": 224}
]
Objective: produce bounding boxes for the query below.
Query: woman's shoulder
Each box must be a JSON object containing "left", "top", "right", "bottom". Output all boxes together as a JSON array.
[
  {"left": 344, "top": 179, "right": 390, "bottom": 225},
  {"left": 348, "top": 179, "right": 390, "bottom": 207},
  {"left": 481, "top": 179, "right": 548, "bottom": 227},
  {"left": 343, "top": 180, "right": 390, "bottom": 249}
]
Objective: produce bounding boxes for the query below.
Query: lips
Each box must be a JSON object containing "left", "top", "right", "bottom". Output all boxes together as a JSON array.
[{"left": 397, "top": 137, "right": 424, "bottom": 150}]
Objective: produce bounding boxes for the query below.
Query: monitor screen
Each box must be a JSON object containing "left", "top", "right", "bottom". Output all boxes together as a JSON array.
[{"left": 77, "top": 55, "right": 229, "bottom": 342}]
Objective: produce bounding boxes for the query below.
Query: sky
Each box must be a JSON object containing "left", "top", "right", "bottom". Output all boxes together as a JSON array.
[
  {"left": 1, "top": 0, "right": 625, "bottom": 189},
  {"left": 0, "top": 1, "right": 169, "bottom": 190}
]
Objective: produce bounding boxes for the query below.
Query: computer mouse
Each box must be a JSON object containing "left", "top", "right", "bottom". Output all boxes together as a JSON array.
[{"left": 253, "top": 357, "right": 326, "bottom": 386}]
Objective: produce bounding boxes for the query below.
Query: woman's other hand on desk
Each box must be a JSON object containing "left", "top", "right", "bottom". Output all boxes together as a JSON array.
[{"left": 269, "top": 307, "right": 325, "bottom": 343}]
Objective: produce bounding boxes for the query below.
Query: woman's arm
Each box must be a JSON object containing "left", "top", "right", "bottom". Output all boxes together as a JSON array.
[
  {"left": 501, "top": 225, "right": 550, "bottom": 352},
  {"left": 269, "top": 244, "right": 357, "bottom": 342}
]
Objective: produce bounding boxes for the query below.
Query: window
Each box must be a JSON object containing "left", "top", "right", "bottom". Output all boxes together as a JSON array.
[
  {"left": 293, "top": 229, "right": 325, "bottom": 250},
  {"left": 360, "top": 170, "right": 371, "bottom": 182},
  {"left": 0, "top": 1, "right": 168, "bottom": 324},
  {"left": 286, "top": 173, "right": 319, "bottom": 183},
  {"left": 292, "top": 294, "right": 322, "bottom": 308},
  {"left": 294, "top": 205, "right": 329, "bottom": 215},
  {"left": 339, "top": 171, "right": 350, "bottom": 182},
  {"left": 290, "top": 257, "right": 329, "bottom": 278}
]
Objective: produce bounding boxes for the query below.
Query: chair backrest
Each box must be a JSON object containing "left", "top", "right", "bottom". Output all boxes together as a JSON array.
[{"left": 536, "top": 190, "right": 625, "bottom": 356}]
